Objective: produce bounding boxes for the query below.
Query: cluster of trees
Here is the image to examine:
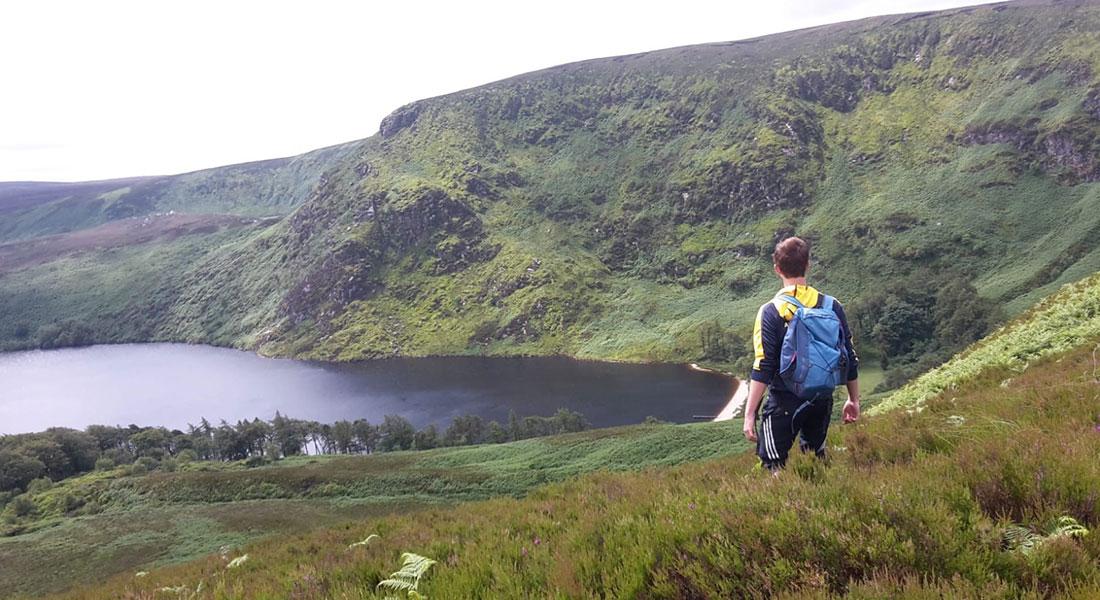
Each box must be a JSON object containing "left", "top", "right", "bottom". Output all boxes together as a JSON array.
[
  {"left": 4, "top": 320, "right": 95, "bottom": 350},
  {"left": 0, "top": 409, "right": 589, "bottom": 495},
  {"left": 697, "top": 320, "right": 752, "bottom": 372},
  {"left": 686, "top": 273, "right": 997, "bottom": 391},
  {"left": 850, "top": 273, "right": 1001, "bottom": 391}
]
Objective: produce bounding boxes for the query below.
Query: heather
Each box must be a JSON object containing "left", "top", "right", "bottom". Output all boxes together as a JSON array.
[{"left": 46, "top": 339, "right": 1100, "bottom": 599}]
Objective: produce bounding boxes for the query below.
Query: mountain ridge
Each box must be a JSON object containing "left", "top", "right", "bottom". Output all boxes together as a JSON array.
[
  {"left": 2, "top": 0, "right": 1099, "bottom": 392},
  {"left": 0, "top": 2, "right": 1013, "bottom": 189}
]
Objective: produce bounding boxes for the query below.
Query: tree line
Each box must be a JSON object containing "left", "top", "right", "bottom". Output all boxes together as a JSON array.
[
  {"left": 688, "top": 272, "right": 999, "bottom": 393},
  {"left": 0, "top": 409, "right": 589, "bottom": 495},
  {"left": 849, "top": 273, "right": 1000, "bottom": 391}
]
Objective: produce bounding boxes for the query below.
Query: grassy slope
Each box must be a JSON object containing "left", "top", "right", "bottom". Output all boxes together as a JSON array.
[
  {"left": 0, "top": 142, "right": 357, "bottom": 243},
  {"left": 2, "top": 236, "right": 1096, "bottom": 597},
  {"left": 0, "top": 223, "right": 270, "bottom": 351},
  {"left": 27, "top": 264, "right": 1099, "bottom": 599},
  {"left": 2, "top": 268, "right": 1090, "bottom": 598},
  {"left": 875, "top": 270, "right": 1100, "bottom": 413},
  {"left": 49, "top": 329, "right": 1100, "bottom": 598},
  {"left": 0, "top": 422, "right": 748, "bottom": 598}
]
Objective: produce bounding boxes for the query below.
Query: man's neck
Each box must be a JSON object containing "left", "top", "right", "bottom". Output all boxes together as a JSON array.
[{"left": 780, "top": 277, "right": 808, "bottom": 288}]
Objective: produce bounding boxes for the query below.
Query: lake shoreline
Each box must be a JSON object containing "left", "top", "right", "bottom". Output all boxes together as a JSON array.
[
  {"left": 2, "top": 338, "right": 737, "bottom": 371},
  {"left": 0, "top": 342, "right": 736, "bottom": 435}
]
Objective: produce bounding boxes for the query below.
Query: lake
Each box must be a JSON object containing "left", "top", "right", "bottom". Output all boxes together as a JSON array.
[{"left": 0, "top": 343, "right": 736, "bottom": 434}]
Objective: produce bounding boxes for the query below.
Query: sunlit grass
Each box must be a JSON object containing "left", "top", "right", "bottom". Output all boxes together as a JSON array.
[
  {"left": 0, "top": 421, "right": 748, "bottom": 597},
  {"left": 875, "top": 271, "right": 1100, "bottom": 413},
  {"left": 50, "top": 341, "right": 1100, "bottom": 598}
]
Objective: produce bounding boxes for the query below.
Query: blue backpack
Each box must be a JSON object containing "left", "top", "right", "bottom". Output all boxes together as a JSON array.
[{"left": 777, "top": 294, "right": 848, "bottom": 400}]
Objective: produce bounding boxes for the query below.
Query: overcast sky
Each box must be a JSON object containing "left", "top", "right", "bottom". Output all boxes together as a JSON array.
[{"left": 0, "top": 0, "right": 998, "bottom": 182}]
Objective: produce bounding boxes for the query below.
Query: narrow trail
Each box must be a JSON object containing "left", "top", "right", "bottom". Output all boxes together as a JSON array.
[
  {"left": 712, "top": 378, "right": 747, "bottom": 421},
  {"left": 687, "top": 364, "right": 745, "bottom": 422}
]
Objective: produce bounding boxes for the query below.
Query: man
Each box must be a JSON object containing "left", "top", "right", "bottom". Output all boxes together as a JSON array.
[{"left": 742, "top": 236, "right": 860, "bottom": 471}]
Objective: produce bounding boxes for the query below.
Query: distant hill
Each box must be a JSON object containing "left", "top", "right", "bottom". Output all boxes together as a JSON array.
[
  {"left": 0, "top": 142, "right": 355, "bottom": 242},
  {"left": 2, "top": 0, "right": 1100, "bottom": 390}
]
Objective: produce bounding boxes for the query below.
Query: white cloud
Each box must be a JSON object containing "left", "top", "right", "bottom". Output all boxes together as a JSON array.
[{"left": 0, "top": 0, "right": 997, "bottom": 181}]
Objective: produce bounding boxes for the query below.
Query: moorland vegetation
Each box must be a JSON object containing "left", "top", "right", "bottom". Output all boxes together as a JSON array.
[{"left": 39, "top": 273, "right": 1100, "bottom": 599}]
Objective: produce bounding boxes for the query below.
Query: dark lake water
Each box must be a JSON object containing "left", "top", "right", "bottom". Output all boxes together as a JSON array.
[{"left": 0, "top": 343, "right": 735, "bottom": 434}]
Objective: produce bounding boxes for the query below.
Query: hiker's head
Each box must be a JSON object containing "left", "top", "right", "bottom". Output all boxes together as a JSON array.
[{"left": 773, "top": 237, "right": 809, "bottom": 279}]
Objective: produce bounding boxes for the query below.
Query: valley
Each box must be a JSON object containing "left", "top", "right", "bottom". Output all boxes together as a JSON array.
[
  {"left": 15, "top": 268, "right": 1099, "bottom": 598},
  {"left": 1, "top": 1, "right": 1100, "bottom": 597},
  {"left": 2, "top": 1, "right": 1100, "bottom": 390}
]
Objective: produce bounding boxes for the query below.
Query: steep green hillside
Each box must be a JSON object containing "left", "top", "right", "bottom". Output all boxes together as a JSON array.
[
  {"left": 4, "top": 1, "right": 1100, "bottom": 386},
  {"left": 0, "top": 422, "right": 747, "bottom": 597},
  {"left": 49, "top": 319, "right": 1100, "bottom": 598},
  {"left": 0, "top": 143, "right": 358, "bottom": 351},
  {"left": 235, "top": 0, "right": 1100, "bottom": 373},
  {"left": 875, "top": 269, "right": 1100, "bottom": 412}
]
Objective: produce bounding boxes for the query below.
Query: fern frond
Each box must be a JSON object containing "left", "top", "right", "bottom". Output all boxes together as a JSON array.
[
  {"left": 377, "top": 576, "right": 416, "bottom": 592},
  {"left": 1003, "top": 516, "right": 1090, "bottom": 555},
  {"left": 377, "top": 552, "right": 437, "bottom": 594},
  {"left": 1002, "top": 525, "right": 1042, "bottom": 554},
  {"left": 1050, "top": 516, "right": 1089, "bottom": 539},
  {"left": 226, "top": 554, "right": 249, "bottom": 569},
  {"left": 348, "top": 533, "right": 380, "bottom": 549},
  {"left": 395, "top": 553, "right": 437, "bottom": 578}
]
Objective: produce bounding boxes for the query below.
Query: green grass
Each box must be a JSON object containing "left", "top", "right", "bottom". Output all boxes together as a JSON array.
[
  {"left": 0, "top": 499, "right": 408, "bottom": 599},
  {"left": 874, "top": 270, "right": 1100, "bottom": 414},
  {"left": 0, "top": 421, "right": 748, "bottom": 598},
  {"left": 47, "top": 337, "right": 1100, "bottom": 599}
]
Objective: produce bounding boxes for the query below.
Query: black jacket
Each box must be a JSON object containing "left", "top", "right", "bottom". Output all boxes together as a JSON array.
[{"left": 750, "top": 284, "right": 859, "bottom": 406}]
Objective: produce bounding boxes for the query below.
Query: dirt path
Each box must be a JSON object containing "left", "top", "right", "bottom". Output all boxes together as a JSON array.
[{"left": 713, "top": 377, "right": 747, "bottom": 421}]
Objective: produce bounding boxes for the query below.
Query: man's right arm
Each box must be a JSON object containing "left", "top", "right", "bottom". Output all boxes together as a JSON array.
[
  {"left": 744, "top": 303, "right": 780, "bottom": 441},
  {"left": 742, "top": 379, "right": 768, "bottom": 441}
]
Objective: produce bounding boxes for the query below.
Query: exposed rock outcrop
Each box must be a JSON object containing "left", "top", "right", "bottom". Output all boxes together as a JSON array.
[
  {"left": 960, "top": 119, "right": 1100, "bottom": 182},
  {"left": 379, "top": 102, "right": 423, "bottom": 139},
  {"left": 281, "top": 186, "right": 498, "bottom": 329}
]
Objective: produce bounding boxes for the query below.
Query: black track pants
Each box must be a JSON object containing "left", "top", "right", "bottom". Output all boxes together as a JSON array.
[{"left": 755, "top": 395, "right": 832, "bottom": 471}]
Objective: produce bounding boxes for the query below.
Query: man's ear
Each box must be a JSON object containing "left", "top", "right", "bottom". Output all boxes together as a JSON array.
[{"left": 773, "top": 263, "right": 782, "bottom": 277}]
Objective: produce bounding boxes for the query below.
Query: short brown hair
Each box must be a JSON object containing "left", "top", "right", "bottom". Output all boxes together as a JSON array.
[{"left": 773, "top": 237, "right": 809, "bottom": 277}]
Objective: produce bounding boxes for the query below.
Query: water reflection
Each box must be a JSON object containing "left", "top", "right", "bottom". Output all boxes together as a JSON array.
[{"left": 0, "top": 343, "right": 734, "bottom": 434}]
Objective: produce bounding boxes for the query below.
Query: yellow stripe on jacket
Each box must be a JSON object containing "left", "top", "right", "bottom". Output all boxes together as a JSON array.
[{"left": 753, "top": 284, "right": 822, "bottom": 371}]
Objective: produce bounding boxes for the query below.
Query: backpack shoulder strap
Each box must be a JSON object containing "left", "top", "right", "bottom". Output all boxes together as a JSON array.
[
  {"left": 821, "top": 295, "right": 834, "bottom": 311},
  {"left": 777, "top": 294, "right": 803, "bottom": 309}
]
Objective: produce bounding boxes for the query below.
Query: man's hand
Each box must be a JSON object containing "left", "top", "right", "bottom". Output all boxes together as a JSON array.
[
  {"left": 743, "top": 416, "right": 757, "bottom": 441},
  {"left": 843, "top": 379, "right": 861, "bottom": 424},
  {"left": 842, "top": 399, "right": 860, "bottom": 423}
]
